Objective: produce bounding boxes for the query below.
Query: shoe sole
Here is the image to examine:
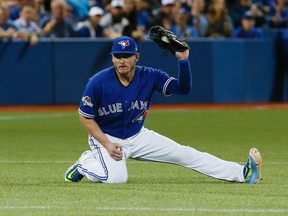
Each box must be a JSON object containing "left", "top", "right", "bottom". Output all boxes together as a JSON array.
[{"left": 249, "top": 148, "right": 263, "bottom": 184}]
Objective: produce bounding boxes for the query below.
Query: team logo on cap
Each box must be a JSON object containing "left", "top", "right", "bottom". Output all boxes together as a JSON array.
[{"left": 118, "top": 40, "right": 130, "bottom": 49}]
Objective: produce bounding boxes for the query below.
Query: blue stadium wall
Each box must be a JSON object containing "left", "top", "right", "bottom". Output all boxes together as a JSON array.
[{"left": 0, "top": 33, "right": 287, "bottom": 105}]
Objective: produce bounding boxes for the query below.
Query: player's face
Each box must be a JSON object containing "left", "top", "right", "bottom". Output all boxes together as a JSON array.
[{"left": 112, "top": 53, "right": 140, "bottom": 77}]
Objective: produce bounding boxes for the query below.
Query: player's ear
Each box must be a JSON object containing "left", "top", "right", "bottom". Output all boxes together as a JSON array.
[
  {"left": 111, "top": 54, "right": 116, "bottom": 63},
  {"left": 135, "top": 53, "right": 140, "bottom": 62}
]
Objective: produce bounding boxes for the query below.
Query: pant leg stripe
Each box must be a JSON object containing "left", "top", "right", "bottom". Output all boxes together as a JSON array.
[{"left": 78, "top": 137, "right": 109, "bottom": 181}]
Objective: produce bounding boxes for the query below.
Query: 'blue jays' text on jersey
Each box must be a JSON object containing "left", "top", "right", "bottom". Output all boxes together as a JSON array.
[{"left": 78, "top": 65, "right": 174, "bottom": 139}]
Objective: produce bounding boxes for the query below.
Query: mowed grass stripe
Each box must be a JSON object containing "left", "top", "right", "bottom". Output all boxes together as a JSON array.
[
  {"left": 0, "top": 206, "right": 49, "bottom": 209},
  {"left": 0, "top": 113, "right": 73, "bottom": 121},
  {"left": 96, "top": 207, "right": 288, "bottom": 213},
  {"left": 0, "top": 206, "right": 287, "bottom": 213}
]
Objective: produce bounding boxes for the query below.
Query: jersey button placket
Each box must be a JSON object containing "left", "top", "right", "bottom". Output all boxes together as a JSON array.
[{"left": 122, "top": 92, "right": 129, "bottom": 138}]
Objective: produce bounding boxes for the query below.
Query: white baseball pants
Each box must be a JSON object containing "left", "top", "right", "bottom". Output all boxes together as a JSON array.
[{"left": 77, "top": 127, "right": 245, "bottom": 183}]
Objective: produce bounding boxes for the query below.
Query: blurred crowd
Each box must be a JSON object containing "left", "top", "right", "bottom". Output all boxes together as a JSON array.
[{"left": 0, "top": 0, "right": 288, "bottom": 45}]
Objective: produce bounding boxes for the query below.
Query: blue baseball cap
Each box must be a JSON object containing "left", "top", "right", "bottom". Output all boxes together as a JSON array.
[
  {"left": 111, "top": 36, "right": 138, "bottom": 54},
  {"left": 243, "top": 11, "right": 255, "bottom": 20}
]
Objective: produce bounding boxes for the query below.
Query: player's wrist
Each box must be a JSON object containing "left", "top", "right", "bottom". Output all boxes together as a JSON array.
[
  {"left": 101, "top": 140, "right": 113, "bottom": 148},
  {"left": 178, "top": 58, "right": 189, "bottom": 62}
]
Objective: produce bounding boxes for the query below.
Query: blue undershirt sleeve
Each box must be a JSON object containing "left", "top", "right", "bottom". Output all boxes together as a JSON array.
[{"left": 165, "top": 58, "right": 192, "bottom": 95}]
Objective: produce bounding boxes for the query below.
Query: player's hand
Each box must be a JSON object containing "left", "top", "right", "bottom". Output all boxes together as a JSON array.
[
  {"left": 106, "top": 142, "right": 123, "bottom": 161},
  {"left": 175, "top": 49, "right": 189, "bottom": 60}
]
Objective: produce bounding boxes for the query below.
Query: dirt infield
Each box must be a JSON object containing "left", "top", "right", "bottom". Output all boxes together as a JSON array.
[{"left": 0, "top": 103, "right": 288, "bottom": 112}]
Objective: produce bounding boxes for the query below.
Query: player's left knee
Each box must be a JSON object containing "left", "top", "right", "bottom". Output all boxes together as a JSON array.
[{"left": 106, "top": 172, "right": 128, "bottom": 184}]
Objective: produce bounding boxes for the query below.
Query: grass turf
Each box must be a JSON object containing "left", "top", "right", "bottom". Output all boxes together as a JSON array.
[{"left": 0, "top": 108, "right": 287, "bottom": 215}]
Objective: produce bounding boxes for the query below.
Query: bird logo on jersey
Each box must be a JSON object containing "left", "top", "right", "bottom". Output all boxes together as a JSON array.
[
  {"left": 118, "top": 40, "right": 130, "bottom": 49},
  {"left": 132, "top": 109, "right": 149, "bottom": 123}
]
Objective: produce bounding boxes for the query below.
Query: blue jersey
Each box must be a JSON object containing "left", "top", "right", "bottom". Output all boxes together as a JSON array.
[{"left": 79, "top": 60, "right": 191, "bottom": 139}]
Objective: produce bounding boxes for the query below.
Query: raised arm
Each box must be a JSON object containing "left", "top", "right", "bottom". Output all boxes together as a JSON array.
[{"left": 165, "top": 49, "right": 192, "bottom": 95}]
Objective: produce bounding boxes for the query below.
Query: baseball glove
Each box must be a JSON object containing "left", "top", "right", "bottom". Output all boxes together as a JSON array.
[{"left": 149, "top": 25, "right": 189, "bottom": 56}]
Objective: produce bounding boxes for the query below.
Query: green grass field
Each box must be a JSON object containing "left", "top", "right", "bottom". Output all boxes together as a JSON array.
[{"left": 0, "top": 108, "right": 287, "bottom": 216}]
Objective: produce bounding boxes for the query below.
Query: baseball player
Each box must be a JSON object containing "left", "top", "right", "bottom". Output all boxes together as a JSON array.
[{"left": 65, "top": 36, "right": 262, "bottom": 184}]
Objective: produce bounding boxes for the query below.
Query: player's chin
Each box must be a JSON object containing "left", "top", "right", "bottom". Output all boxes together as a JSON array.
[{"left": 116, "top": 67, "right": 128, "bottom": 74}]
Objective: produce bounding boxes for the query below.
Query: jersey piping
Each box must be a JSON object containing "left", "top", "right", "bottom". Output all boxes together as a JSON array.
[{"left": 162, "top": 77, "right": 175, "bottom": 96}]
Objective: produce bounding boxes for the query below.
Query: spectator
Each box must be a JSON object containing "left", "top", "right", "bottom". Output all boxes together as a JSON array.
[
  {"left": 134, "top": 0, "right": 154, "bottom": 35},
  {"left": 100, "top": 0, "right": 130, "bottom": 39},
  {"left": 147, "top": 0, "right": 162, "bottom": 12},
  {"left": 66, "top": 0, "right": 90, "bottom": 21},
  {"left": 180, "top": 0, "right": 192, "bottom": 12},
  {"left": 229, "top": 0, "right": 265, "bottom": 28},
  {"left": 250, "top": 1, "right": 266, "bottom": 27},
  {"left": 64, "top": 1, "right": 80, "bottom": 25},
  {"left": 14, "top": 5, "right": 41, "bottom": 45},
  {"left": 189, "top": 0, "right": 208, "bottom": 37},
  {"left": 123, "top": 0, "right": 145, "bottom": 41},
  {"left": 39, "top": 0, "right": 76, "bottom": 37},
  {"left": 170, "top": 8, "right": 199, "bottom": 38},
  {"left": 229, "top": 0, "right": 253, "bottom": 28},
  {"left": 75, "top": 6, "right": 104, "bottom": 37},
  {"left": 0, "top": 5, "right": 17, "bottom": 39},
  {"left": 123, "top": 0, "right": 136, "bottom": 26},
  {"left": 6, "top": 0, "right": 33, "bottom": 21},
  {"left": 232, "top": 10, "right": 263, "bottom": 38},
  {"left": 268, "top": 0, "right": 288, "bottom": 28},
  {"left": 252, "top": 0, "right": 271, "bottom": 15},
  {"left": 150, "top": 0, "right": 177, "bottom": 30},
  {"left": 205, "top": 0, "right": 233, "bottom": 38},
  {"left": 34, "top": 0, "right": 53, "bottom": 20},
  {"left": 90, "top": 0, "right": 110, "bottom": 13}
]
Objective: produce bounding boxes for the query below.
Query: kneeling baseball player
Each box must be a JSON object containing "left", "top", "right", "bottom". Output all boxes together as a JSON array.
[{"left": 64, "top": 27, "right": 262, "bottom": 184}]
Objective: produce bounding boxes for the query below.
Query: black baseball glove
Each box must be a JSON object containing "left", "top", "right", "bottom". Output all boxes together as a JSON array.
[{"left": 149, "top": 25, "right": 190, "bottom": 57}]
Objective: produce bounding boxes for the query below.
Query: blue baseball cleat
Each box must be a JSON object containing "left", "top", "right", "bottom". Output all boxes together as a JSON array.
[
  {"left": 243, "top": 148, "right": 263, "bottom": 184},
  {"left": 65, "top": 161, "right": 84, "bottom": 182},
  {"left": 65, "top": 162, "right": 84, "bottom": 182},
  {"left": 65, "top": 151, "right": 92, "bottom": 182}
]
